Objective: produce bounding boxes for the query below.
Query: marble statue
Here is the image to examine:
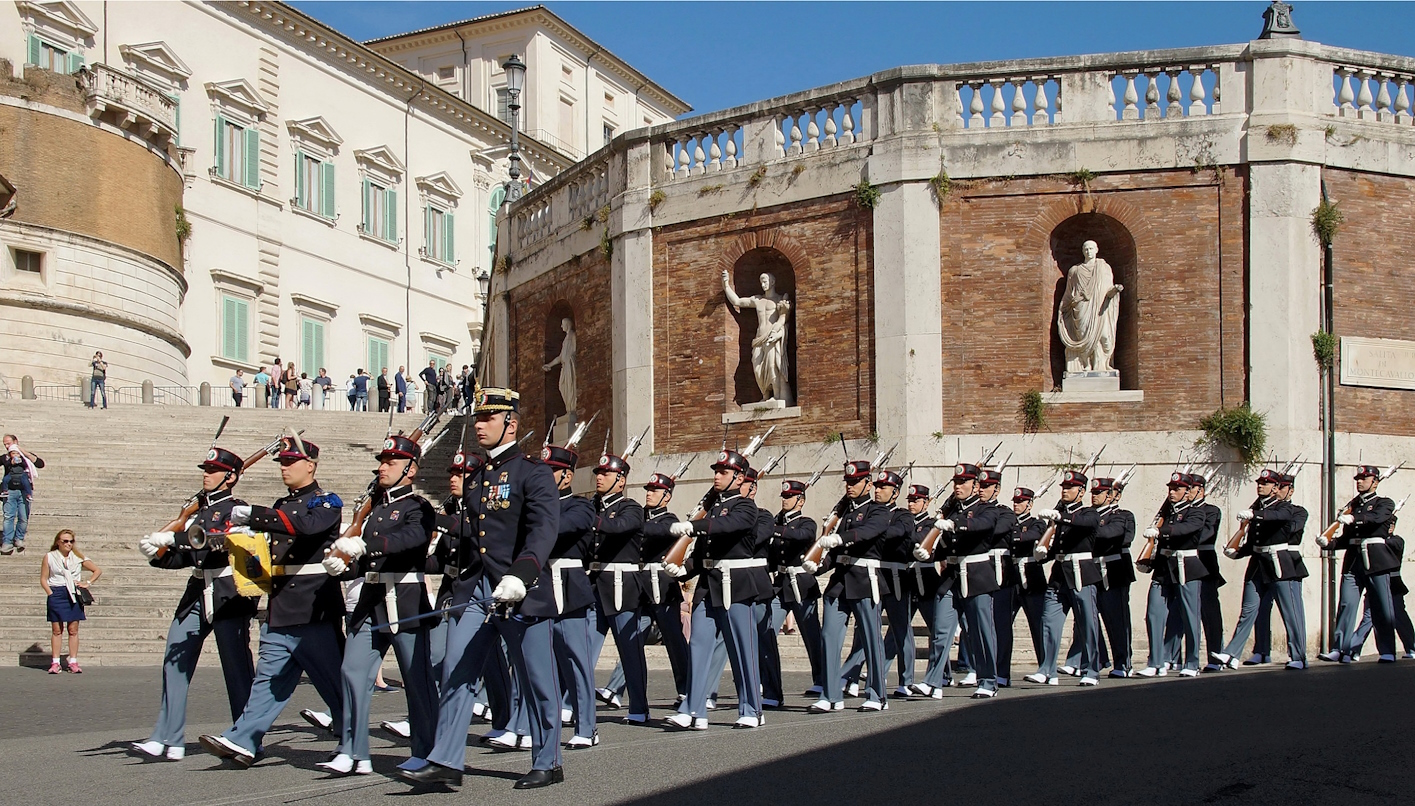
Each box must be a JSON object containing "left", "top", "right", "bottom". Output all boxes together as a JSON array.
[
  {"left": 723, "top": 269, "right": 793, "bottom": 405},
  {"left": 1057, "top": 240, "right": 1123, "bottom": 375},
  {"left": 542, "top": 317, "right": 577, "bottom": 414}
]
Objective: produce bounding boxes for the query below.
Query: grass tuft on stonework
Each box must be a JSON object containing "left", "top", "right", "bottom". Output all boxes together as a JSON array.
[
  {"left": 1311, "top": 331, "right": 1336, "bottom": 371},
  {"left": 1196, "top": 403, "right": 1268, "bottom": 471},
  {"left": 1311, "top": 198, "right": 1343, "bottom": 246},
  {"left": 1018, "top": 390, "right": 1047, "bottom": 434}
]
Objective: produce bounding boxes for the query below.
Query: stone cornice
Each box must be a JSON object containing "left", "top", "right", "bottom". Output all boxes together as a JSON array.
[{"left": 0, "top": 290, "right": 190, "bottom": 357}]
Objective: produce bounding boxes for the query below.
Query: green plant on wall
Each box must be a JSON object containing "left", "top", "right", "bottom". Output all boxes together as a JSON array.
[
  {"left": 1196, "top": 403, "right": 1268, "bottom": 471},
  {"left": 928, "top": 166, "right": 951, "bottom": 204},
  {"left": 854, "top": 179, "right": 880, "bottom": 209},
  {"left": 175, "top": 204, "right": 192, "bottom": 244},
  {"left": 1018, "top": 390, "right": 1047, "bottom": 434},
  {"left": 1311, "top": 198, "right": 1343, "bottom": 246},
  {"left": 647, "top": 188, "right": 666, "bottom": 212},
  {"left": 1311, "top": 331, "right": 1336, "bottom": 371},
  {"left": 599, "top": 228, "right": 613, "bottom": 260}
]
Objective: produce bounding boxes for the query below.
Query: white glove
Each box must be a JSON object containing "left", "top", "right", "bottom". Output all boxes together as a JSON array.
[
  {"left": 149, "top": 531, "right": 176, "bottom": 548},
  {"left": 322, "top": 552, "right": 348, "bottom": 576},
  {"left": 912, "top": 544, "right": 932, "bottom": 562},
  {"left": 934, "top": 518, "right": 956, "bottom": 533},
  {"left": 1315, "top": 534, "right": 1331, "bottom": 548},
  {"left": 493, "top": 575, "right": 528, "bottom": 603},
  {"left": 138, "top": 537, "right": 160, "bottom": 559},
  {"left": 1223, "top": 547, "right": 1239, "bottom": 559},
  {"left": 228, "top": 505, "right": 252, "bottom": 526},
  {"left": 1338, "top": 513, "right": 1355, "bottom": 526},
  {"left": 1032, "top": 548, "right": 1048, "bottom": 561},
  {"left": 669, "top": 522, "right": 694, "bottom": 538},
  {"left": 1035, "top": 509, "right": 1061, "bottom": 522},
  {"left": 665, "top": 563, "right": 686, "bottom": 578},
  {"left": 818, "top": 534, "right": 843, "bottom": 550},
  {"left": 332, "top": 536, "right": 367, "bottom": 559},
  {"left": 801, "top": 559, "right": 819, "bottom": 574},
  {"left": 1143, "top": 527, "right": 1159, "bottom": 539},
  {"left": 1237, "top": 509, "right": 1254, "bottom": 521}
]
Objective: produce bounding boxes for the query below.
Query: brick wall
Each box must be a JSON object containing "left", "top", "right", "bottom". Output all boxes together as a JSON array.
[
  {"left": 0, "top": 65, "right": 184, "bottom": 270},
  {"left": 507, "top": 249, "right": 613, "bottom": 466},
  {"left": 1327, "top": 168, "right": 1415, "bottom": 436},
  {"left": 654, "top": 194, "right": 875, "bottom": 455},
  {"left": 940, "top": 168, "right": 1247, "bottom": 433}
]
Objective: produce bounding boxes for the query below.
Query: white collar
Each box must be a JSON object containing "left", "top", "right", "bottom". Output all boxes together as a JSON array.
[{"left": 488, "top": 441, "right": 515, "bottom": 459}]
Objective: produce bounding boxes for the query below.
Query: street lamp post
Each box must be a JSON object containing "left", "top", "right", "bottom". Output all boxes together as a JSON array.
[{"left": 502, "top": 54, "right": 526, "bottom": 203}]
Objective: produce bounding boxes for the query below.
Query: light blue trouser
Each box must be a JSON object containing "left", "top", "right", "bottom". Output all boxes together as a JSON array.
[
  {"left": 1037, "top": 587, "right": 1068, "bottom": 678},
  {"left": 1334, "top": 570, "right": 1396, "bottom": 657},
  {"left": 552, "top": 607, "right": 597, "bottom": 739},
  {"left": 920, "top": 589, "right": 957, "bottom": 689},
  {"left": 222, "top": 622, "right": 343, "bottom": 753},
  {"left": 996, "top": 586, "right": 1047, "bottom": 681},
  {"left": 1147, "top": 579, "right": 1201, "bottom": 671},
  {"left": 682, "top": 600, "right": 761, "bottom": 719},
  {"left": 148, "top": 610, "right": 254, "bottom": 747},
  {"left": 879, "top": 591, "right": 917, "bottom": 688},
  {"left": 339, "top": 621, "right": 437, "bottom": 761},
  {"left": 428, "top": 583, "right": 562, "bottom": 772},
  {"left": 1352, "top": 584, "right": 1415, "bottom": 655},
  {"left": 759, "top": 595, "right": 825, "bottom": 697},
  {"left": 959, "top": 591, "right": 998, "bottom": 692},
  {"left": 607, "top": 604, "right": 691, "bottom": 699},
  {"left": 822, "top": 595, "right": 884, "bottom": 704},
  {"left": 1048, "top": 585, "right": 1099, "bottom": 679},
  {"left": 1096, "top": 583, "right": 1132, "bottom": 672},
  {"left": 605, "top": 609, "right": 649, "bottom": 716},
  {"left": 1221, "top": 578, "right": 1306, "bottom": 663},
  {"left": 2, "top": 493, "right": 29, "bottom": 548}
]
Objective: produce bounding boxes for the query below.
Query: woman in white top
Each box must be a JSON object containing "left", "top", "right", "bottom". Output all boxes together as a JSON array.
[
  {"left": 298, "top": 373, "right": 314, "bottom": 409},
  {"left": 40, "top": 529, "right": 102, "bottom": 673}
]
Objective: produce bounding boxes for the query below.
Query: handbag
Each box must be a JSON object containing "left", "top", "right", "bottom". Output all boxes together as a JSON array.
[{"left": 75, "top": 586, "right": 94, "bottom": 607}]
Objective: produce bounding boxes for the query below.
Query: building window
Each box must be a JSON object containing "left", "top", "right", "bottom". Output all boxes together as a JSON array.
[
  {"left": 214, "top": 114, "right": 260, "bottom": 189},
  {"left": 366, "top": 335, "right": 390, "bottom": 375},
  {"left": 361, "top": 178, "right": 397, "bottom": 242},
  {"left": 487, "top": 185, "right": 506, "bottom": 264},
  {"left": 603, "top": 123, "right": 615, "bottom": 145},
  {"left": 436, "top": 65, "right": 455, "bottom": 81},
  {"left": 495, "top": 88, "right": 511, "bottom": 124},
  {"left": 220, "top": 294, "right": 250, "bottom": 363},
  {"left": 295, "top": 152, "right": 335, "bottom": 218},
  {"left": 300, "top": 317, "right": 325, "bottom": 377},
  {"left": 428, "top": 354, "right": 449, "bottom": 372},
  {"left": 12, "top": 248, "right": 42, "bottom": 273},
  {"left": 26, "top": 35, "right": 83, "bottom": 74},
  {"left": 424, "top": 204, "right": 455, "bottom": 265}
]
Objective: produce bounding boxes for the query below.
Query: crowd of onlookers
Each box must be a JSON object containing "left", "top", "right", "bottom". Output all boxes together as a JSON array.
[{"left": 226, "top": 359, "right": 478, "bottom": 413}]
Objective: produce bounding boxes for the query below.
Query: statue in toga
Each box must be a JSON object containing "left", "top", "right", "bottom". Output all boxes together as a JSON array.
[
  {"left": 542, "top": 317, "right": 577, "bottom": 415},
  {"left": 1057, "top": 240, "right": 1124, "bottom": 375},
  {"left": 723, "top": 269, "right": 793, "bottom": 405}
]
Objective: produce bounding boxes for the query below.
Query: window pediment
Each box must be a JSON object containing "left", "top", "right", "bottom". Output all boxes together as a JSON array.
[
  {"left": 416, "top": 171, "right": 463, "bottom": 204},
  {"left": 210, "top": 268, "right": 263, "bottom": 295},
  {"left": 359, "top": 312, "right": 402, "bottom": 335},
  {"left": 118, "top": 41, "right": 192, "bottom": 85},
  {"left": 354, "top": 145, "right": 405, "bottom": 180},
  {"left": 287, "top": 116, "right": 343, "bottom": 153},
  {"left": 205, "top": 78, "right": 270, "bottom": 120},
  {"left": 420, "top": 331, "right": 460, "bottom": 352},
  {"left": 18, "top": 2, "right": 97, "bottom": 43}
]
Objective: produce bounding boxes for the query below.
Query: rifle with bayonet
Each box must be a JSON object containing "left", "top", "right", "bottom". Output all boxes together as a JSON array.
[
  {"left": 800, "top": 441, "right": 898, "bottom": 572},
  {"left": 333, "top": 408, "right": 444, "bottom": 559},
  {"left": 1033, "top": 444, "right": 1106, "bottom": 556},
  {"left": 1316, "top": 461, "right": 1405, "bottom": 548},
  {"left": 1224, "top": 455, "right": 1302, "bottom": 555},
  {"left": 663, "top": 426, "right": 776, "bottom": 569},
  {"left": 1135, "top": 455, "right": 1194, "bottom": 572}
]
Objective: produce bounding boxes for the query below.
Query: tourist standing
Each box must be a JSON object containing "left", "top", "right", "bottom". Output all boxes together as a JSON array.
[
  {"left": 229, "top": 370, "right": 246, "bottom": 408},
  {"left": 2, "top": 434, "right": 44, "bottom": 555},
  {"left": 354, "top": 369, "right": 370, "bottom": 412},
  {"left": 419, "top": 361, "right": 438, "bottom": 413},
  {"left": 282, "top": 362, "right": 299, "bottom": 409},
  {"left": 314, "top": 368, "right": 333, "bottom": 409},
  {"left": 298, "top": 373, "right": 313, "bottom": 409},
  {"left": 377, "top": 368, "right": 391, "bottom": 413},
  {"left": 88, "top": 351, "right": 108, "bottom": 409},
  {"left": 41, "top": 529, "right": 101, "bottom": 673},
  {"left": 254, "top": 367, "right": 271, "bottom": 408},
  {"left": 394, "top": 366, "right": 408, "bottom": 413}
]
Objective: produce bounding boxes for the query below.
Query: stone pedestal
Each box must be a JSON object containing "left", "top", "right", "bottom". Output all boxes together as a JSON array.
[
  {"left": 741, "top": 398, "right": 787, "bottom": 412},
  {"left": 1061, "top": 370, "right": 1120, "bottom": 393}
]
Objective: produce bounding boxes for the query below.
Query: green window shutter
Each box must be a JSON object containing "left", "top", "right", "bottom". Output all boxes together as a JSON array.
[
  {"left": 222, "top": 297, "right": 237, "bottom": 358},
  {"left": 234, "top": 299, "right": 249, "bottom": 362},
  {"left": 443, "top": 211, "right": 455, "bottom": 263},
  {"left": 243, "top": 127, "right": 261, "bottom": 189},
  {"left": 26, "top": 35, "right": 40, "bottom": 66},
  {"left": 170, "top": 94, "right": 181, "bottom": 146},
  {"left": 423, "top": 206, "right": 432, "bottom": 256},
  {"left": 361, "top": 178, "right": 371, "bottom": 232},
  {"left": 294, "top": 152, "right": 306, "bottom": 209},
  {"left": 384, "top": 188, "right": 398, "bottom": 242},
  {"left": 321, "top": 161, "right": 336, "bottom": 218},
  {"left": 301, "top": 318, "right": 325, "bottom": 373},
  {"left": 214, "top": 116, "right": 227, "bottom": 179},
  {"left": 65, "top": 50, "right": 84, "bottom": 74}
]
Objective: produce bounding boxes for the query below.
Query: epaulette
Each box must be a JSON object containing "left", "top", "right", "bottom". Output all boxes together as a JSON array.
[{"left": 309, "top": 491, "right": 343, "bottom": 510}]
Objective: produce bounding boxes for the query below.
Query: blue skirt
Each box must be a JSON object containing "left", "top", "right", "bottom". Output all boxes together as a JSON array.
[{"left": 47, "top": 588, "right": 85, "bottom": 623}]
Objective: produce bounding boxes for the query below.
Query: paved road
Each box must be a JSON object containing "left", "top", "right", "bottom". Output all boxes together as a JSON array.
[{"left": 5, "top": 661, "right": 1410, "bottom": 805}]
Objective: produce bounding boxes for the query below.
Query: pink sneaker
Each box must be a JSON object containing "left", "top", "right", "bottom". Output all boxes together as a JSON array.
[
  {"left": 67, "top": 660, "right": 82, "bottom": 673},
  {"left": 47, "top": 661, "right": 60, "bottom": 674}
]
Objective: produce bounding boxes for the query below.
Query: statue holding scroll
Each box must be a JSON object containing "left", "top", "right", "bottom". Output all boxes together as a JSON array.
[
  {"left": 1057, "top": 240, "right": 1123, "bottom": 375},
  {"left": 723, "top": 269, "right": 793, "bottom": 405}
]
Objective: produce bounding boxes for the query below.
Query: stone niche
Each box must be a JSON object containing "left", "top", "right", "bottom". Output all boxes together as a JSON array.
[
  {"left": 726, "top": 246, "right": 798, "bottom": 413},
  {"left": 542, "top": 299, "right": 575, "bottom": 433},
  {"left": 1048, "top": 212, "right": 1142, "bottom": 402}
]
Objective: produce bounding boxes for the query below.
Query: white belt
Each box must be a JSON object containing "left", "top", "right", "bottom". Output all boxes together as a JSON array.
[
  {"left": 1253, "top": 543, "right": 1287, "bottom": 579},
  {"left": 1159, "top": 549, "right": 1199, "bottom": 585},
  {"left": 642, "top": 562, "right": 666, "bottom": 605},
  {"left": 703, "top": 557, "right": 768, "bottom": 604},
  {"left": 837, "top": 556, "right": 882, "bottom": 604},
  {"left": 1358, "top": 538, "right": 1388, "bottom": 571},
  {"left": 192, "top": 566, "right": 234, "bottom": 622},
  {"left": 271, "top": 563, "right": 327, "bottom": 577},
  {"left": 549, "top": 558, "right": 584, "bottom": 613},
  {"left": 778, "top": 564, "right": 812, "bottom": 602},
  {"left": 949, "top": 549, "right": 1007, "bottom": 598},
  {"left": 365, "top": 571, "right": 422, "bottom": 634},
  {"left": 590, "top": 562, "right": 641, "bottom": 611},
  {"left": 1057, "top": 551, "right": 1094, "bottom": 591}
]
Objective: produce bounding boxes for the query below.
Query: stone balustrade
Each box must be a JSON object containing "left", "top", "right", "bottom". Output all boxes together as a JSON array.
[
  {"left": 80, "top": 62, "right": 179, "bottom": 146},
  {"left": 1331, "top": 63, "right": 1415, "bottom": 124}
]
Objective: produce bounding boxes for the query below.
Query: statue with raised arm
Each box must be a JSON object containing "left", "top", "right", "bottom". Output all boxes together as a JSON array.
[
  {"left": 1057, "top": 240, "right": 1123, "bottom": 374},
  {"left": 723, "top": 269, "right": 793, "bottom": 405},
  {"left": 542, "top": 317, "right": 577, "bottom": 414}
]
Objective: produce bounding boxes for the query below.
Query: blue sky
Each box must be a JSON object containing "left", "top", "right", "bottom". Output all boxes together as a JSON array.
[{"left": 290, "top": 1, "right": 1415, "bottom": 117}]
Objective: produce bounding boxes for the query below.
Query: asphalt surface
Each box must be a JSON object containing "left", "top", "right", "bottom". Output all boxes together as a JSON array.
[{"left": 5, "top": 661, "right": 1412, "bottom": 805}]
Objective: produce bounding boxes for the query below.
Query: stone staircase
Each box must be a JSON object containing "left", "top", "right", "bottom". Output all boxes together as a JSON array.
[{"left": 0, "top": 400, "right": 463, "bottom": 666}]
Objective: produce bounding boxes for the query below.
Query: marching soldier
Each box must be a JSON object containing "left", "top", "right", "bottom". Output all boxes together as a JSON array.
[
  {"left": 1349, "top": 516, "right": 1415, "bottom": 659},
  {"left": 1093, "top": 477, "right": 1136, "bottom": 678},
  {"left": 637, "top": 472, "right": 692, "bottom": 703},
  {"left": 1321, "top": 465, "right": 1399, "bottom": 663},
  {"left": 1187, "top": 476, "right": 1227, "bottom": 672},
  {"left": 131, "top": 447, "right": 256, "bottom": 761},
  {"left": 397, "top": 388, "right": 563, "bottom": 790},
  {"left": 587, "top": 452, "right": 651, "bottom": 724},
  {"left": 1211, "top": 468, "right": 1306, "bottom": 671},
  {"left": 199, "top": 436, "right": 345, "bottom": 767},
  {"left": 1032, "top": 471, "right": 1102, "bottom": 687},
  {"left": 875, "top": 470, "right": 921, "bottom": 697},
  {"left": 319, "top": 435, "right": 438, "bottom": 775},
  {"left": 810, "top": 459, "right": 890, "bottom": 713},
  {"left": 763, "top": 478, "right": 825, "bottom": 701},
  {"left": 976, "top": 469, "right": 1016, "bottom": 686},
  {"left": 534, "top": 442, "right": 598, "bottom": 747},
  {"left": 1137, "top": 472, "right": 1208, "bottom": 677},
  {"left": 1001, "top": 486, "right": 1051, "bottom": 688},
  {"left": 665, "top": 450, "right": 771, "bottom": 729},
  {"left": 1255, "top": 470, "right": 1311, "bottom": 663}
]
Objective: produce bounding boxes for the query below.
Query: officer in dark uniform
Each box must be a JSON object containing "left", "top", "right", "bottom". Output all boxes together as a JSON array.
[
  {"left": 1137, "top": 472, "right": 1208, "bottom": 677},
  {"left": 1322, "top": 465, "right": 1399, "bottom": 663},
  {"left": 317, "top": 435, "right": 437, "bottom": 775},
  {"left": 1002, "top": 487, "right": 1051, "bottom": 688},
  {"left": 534, "top": 442, "right": 598, "bottom": 747},
  {"left": 665, "top": 450, "right": 771, "bottom": 730},
  {"left": 587, "top": 452, "right": 651, "bottom": 723},
  {"left": 1185, "top": 476, "right": 1226, "bottom": 671},
  {"left": 931, "top": 464, "right": 1005, "bottom": 697},
  {"left": 199, "top": 437, "right": 345, "bottom": 767},
  {"left": 808, "top": 459, "right": 890, "bottom": 713},
  {"left": 1252, "top": 471, "right": 1310, "bottom": 664},
  {"left": 1093, "top": 477, "right": 1136, "bottom": 678},
  {"left": 871, "top": 470, "right": 920, "bottom": 697},
  {"left": 397, "top": 387, "right": 563, "bottom": 790},
  {"left": 1350, "top": 516, "right": 1415, "bottom": 659},
  {"left": 975, "top": 469, "right": 1015, "bottom": 687},
  {"left": 1032, "top": 470, "right": 1102, "bottom": 687},
  {"left": 915, "top": 474, "right": 966, "bottom": 695},
  {"left": 837, "top": 468, "right": 911, "bottom": 699},
  {"left": 132, "top": 447, "right": 256, "bottom": 761},
  {"left": 637, "top": 472, "right": 692, "bottom": 703},
  {"left": 1212, "top": 468, "right": 1306, "bottom": 670},
  {"left": 762, "top": 478, "right": 824, "bottom": 701}
]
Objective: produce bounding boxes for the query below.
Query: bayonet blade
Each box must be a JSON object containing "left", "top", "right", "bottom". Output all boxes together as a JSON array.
[
  {"left": 806, "top": 464, "right": 828, "bottom": 489},
  {"left": 624, "top": 425, "right": 651, "bottom": 459},
  {"left": 211, "top": 415, "right": 230, "bottom": 447}
]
